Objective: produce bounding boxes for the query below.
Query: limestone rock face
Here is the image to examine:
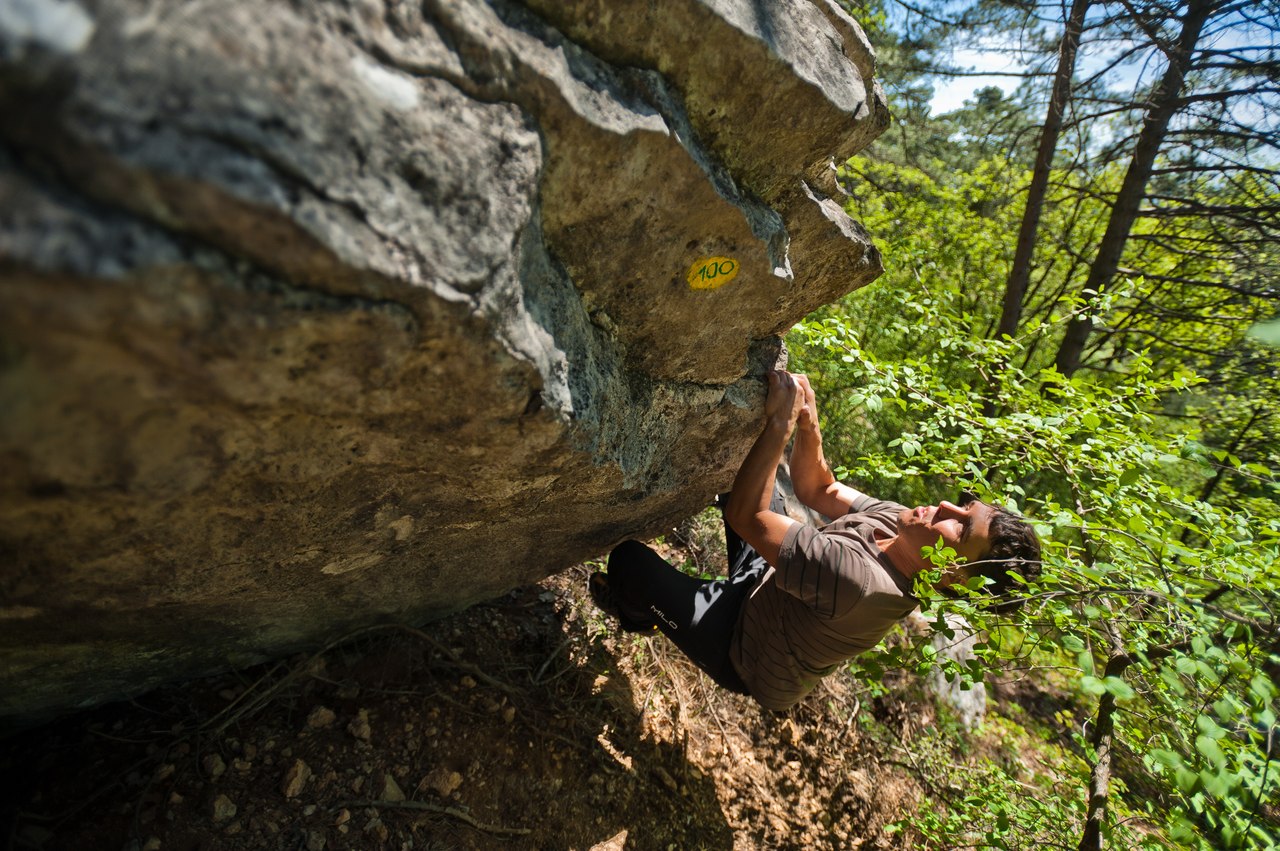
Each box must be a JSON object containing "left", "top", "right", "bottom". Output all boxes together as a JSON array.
[{"left": 0, "top": 0, "right": 888, "bottom": 722}]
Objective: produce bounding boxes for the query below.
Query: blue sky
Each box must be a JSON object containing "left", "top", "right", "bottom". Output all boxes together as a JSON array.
[
  {"left": 929, "top": 45, "right": 1028, "bottom": 114},
  {"left": 922, "top": 2, "right": 1277, "bottom": 127}
]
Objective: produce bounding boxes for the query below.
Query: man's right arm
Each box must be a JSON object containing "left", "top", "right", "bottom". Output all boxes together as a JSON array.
[{"left": 790, "top": 375, "right": 869, "bottom": 518}]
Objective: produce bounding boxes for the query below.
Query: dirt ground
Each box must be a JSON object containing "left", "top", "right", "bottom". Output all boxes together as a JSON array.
[{"left": 3, "top": 552, "right": 943, "bottom": 851}]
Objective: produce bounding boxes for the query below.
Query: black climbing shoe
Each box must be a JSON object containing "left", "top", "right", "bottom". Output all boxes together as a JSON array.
[{"left": 588, "top": 572, "right": 657, "bottom": 633}]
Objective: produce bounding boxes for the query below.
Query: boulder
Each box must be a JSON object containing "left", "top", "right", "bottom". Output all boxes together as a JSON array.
[
  {"left": 905, "top": 611, "right": 989, "bottom": 729},
  {"left": 0, "top": 0, "right": 888, "bottom": 723}
]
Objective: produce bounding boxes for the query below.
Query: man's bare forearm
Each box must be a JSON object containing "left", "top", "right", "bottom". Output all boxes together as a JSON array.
[
  {"left": 790, "top": 425, "right": 836, "bottom": 500},
  {"left": 789, "top": 377, "right": 861, "bottom": 518},
  {"left": 725, "top": 371, "right": 801, "bottom": 567},
  {"left": 726, "top": 420, "right": 792, "bottom": 530}
]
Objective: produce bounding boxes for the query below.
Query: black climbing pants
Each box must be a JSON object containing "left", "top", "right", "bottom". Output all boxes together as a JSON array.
[{"left": 606, "top": 494, "right": 783, "bottom": 696}]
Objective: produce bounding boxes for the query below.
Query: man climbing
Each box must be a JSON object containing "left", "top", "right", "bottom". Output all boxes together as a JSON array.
[{"left": 590, "top": 370, "right": 1041, "bottom": 711}]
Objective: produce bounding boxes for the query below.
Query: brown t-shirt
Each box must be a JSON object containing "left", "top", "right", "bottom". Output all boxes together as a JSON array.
[{"left": 728, "top": 495, "right": 918, "bottom": 710}]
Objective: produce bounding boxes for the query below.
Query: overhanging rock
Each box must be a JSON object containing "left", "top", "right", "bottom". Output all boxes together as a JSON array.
[{"left": 0, "top": 0, "right": 888, "bottom": 723}]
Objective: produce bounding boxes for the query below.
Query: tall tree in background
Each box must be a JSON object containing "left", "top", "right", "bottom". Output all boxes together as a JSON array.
[
  {"left": 843, "top": 0, "right": 1051, "bottom": 170},
  {"left": 864, "top": 0, "right": 1278, "bottom": 377},
  {"left": 827, "top": 2, "right": 1280, "bottom": 846},
  {"left": 1053, "top": 0, "right": 1219, "bottom": 377},
  {"left": 997, "top": 0, "right": 1092, "bottom": 340}
]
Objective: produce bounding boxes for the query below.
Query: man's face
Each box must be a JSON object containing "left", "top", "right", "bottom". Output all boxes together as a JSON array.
[{"left": 897, "top": 495, "right": 996, "bottom": 583}]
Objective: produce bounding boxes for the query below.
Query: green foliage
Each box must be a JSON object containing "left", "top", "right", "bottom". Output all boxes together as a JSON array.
[
  {"left": 670, "top": 505, "right": 729, "bottom": 580},
  {"left": 827, "top": 151, "right": 1280, "bottom": 519},
  {"left": 788, "top": 252, "right": 1279, "bottom": 847},
  {"left": 785, "top": 6, "right": 1279, "bottom": 841},
  {"left": 882, "top": 726, "right": 1098, "bottom": 849}
]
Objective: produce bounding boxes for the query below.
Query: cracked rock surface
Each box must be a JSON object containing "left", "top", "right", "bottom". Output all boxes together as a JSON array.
[{"left": 0, "top": 0, "right": 888, "bottom": 723}]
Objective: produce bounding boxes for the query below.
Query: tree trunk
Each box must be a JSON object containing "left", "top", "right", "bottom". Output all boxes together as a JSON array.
[
  {"left": 1079, "top": 652, "right": 1134, "bottom": 850},
  {"left": 1052, "top": 0, "right": 1218, "bottom": 377},
  {"left": 997, "top": 0, "right": 1092, "bottom": 340}
]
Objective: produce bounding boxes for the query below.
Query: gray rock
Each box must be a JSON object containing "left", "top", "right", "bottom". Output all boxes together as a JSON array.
[
  {"left": 930, "top": 615, "right": 988, "bottom": 730},
  {"left": 905, "top": 611, "right": 989, "bottom": 729},
  {"left": 210, "top": 793, "right": 237, "bottom": 824},
  {"left": 0, "top": 0, "right": 887, "bottom": 723},
  {"left": 380, "top": 773, "right": 406, "bottom": 803},
  {"left": 306, "top": 706, "right": 336, "bottom": 730},
  {"left": 347, "top": 710, "right": 372, "bottom": 743},
  {"left": 0, "top": 0, "right": 95, "bottom": 61},
  {"left": 203, "top": 753, "right": 226, "bottom": 781},
  {"left": 281, "top": 759, "right": 312, "bottom": 799},
  {"left": 421, "top": 767, "right": 463, "bottom": 798}
]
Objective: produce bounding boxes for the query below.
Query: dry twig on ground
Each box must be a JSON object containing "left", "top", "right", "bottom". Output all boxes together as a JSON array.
[{"left": 342, "top": 800, "right": 532, "bottom": 836}]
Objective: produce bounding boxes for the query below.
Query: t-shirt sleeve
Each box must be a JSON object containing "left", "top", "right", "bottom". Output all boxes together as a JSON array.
[
  {"left": 842, "top": 490, "right": 881, "bottom": 515},
  {"left": 843, "top": 495, "right": 902, "bottom": 517},
  {"left": 775, "top": 523, "right": 873, "bottom": 618}
]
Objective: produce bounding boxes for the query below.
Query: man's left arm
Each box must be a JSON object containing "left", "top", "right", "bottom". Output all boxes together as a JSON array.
[
  {"left": 790, "top": 375, "right": 867, "bottom": 518},
  {"left": 725, "top": 370, "right": 802, "bottom": 567}
]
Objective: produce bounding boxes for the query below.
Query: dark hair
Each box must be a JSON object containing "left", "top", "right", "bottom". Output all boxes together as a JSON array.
[{"left": 960, "top": 492, "right": 1042, "bottom": 612}]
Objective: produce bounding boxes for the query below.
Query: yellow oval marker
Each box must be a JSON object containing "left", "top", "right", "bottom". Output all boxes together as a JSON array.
[{"left": 686, "top": 256, "right": 739, "bottom": 290}]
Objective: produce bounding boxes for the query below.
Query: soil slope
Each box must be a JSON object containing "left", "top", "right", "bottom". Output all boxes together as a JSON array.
[{"left": 3, "top": 556, "right": 928, "bottom": 850}]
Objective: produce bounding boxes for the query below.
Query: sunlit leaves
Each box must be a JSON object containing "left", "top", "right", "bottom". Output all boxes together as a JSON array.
[{"left": 787, "top": 225, "right": 1279, "bottom": 847}]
